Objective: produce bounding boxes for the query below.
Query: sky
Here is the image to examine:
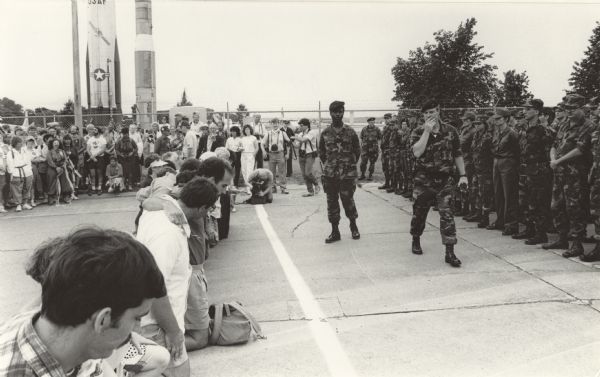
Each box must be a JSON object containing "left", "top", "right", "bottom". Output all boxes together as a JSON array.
[{"left": 1, "top": 0, "right": 600, "bottom": 113}]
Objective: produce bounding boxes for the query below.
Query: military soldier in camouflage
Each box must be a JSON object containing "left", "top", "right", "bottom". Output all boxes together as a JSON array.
[
  {"left": 543, "top": 94, "right": 593, "bottom": 258},
  {"left": 402, "top": 113, "right": 419, "bottom": 198},
  {"left": 319, "top": 100, "right": 361, "bottom": 243},
  {"left": 386, "top": 117, "right": 401, "bottom": 193},
  {"left": 459, "top": 111, "right": 478, "bottom": 220},
  {"left": 410, "top": 100, "right": 468, "bottom": 267},
  {"left": 378, "top": 114, "right": 394, "bottom": 190},
  {"left": 470, "top": 114, "right": 495, "bottom": 228},
  {"left": 359, "top": 117, "right": 382, "bottom": 181},
  {"left": 396, "top": 118, "right": 411, "bottom": 195},
  {"left": 512, "top": 99, "right": 555, "bottom": 245}
]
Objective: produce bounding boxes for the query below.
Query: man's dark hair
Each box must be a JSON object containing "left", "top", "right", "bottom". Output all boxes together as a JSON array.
[
  {"left": 164, "top": 160, "right": 177, "bottom": 171},
  {"left": 176, "top": 170, "right": 197, "bottom": 186},
  {"left": 198, "top": 157, "right": 233, "bottom": 183},
  {"left": 180, "top": 158, "right": 202, "bottom": 173},
  {"left": 144, "top": 153, "right": 161, "bottom": 168},
  {"left": 11, "top": 136, "right": 23, "bottom": 148},
  {"left": 41, "top": 227, "right": 166, "bottom": 327},
  {"left": 179, "top": 177, "right": 219, "bottom": 209},
  {"left": 26, "top": 237, "right": 66, "bottom": 284}
]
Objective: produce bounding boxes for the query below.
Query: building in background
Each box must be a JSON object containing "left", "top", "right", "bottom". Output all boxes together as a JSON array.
[{"left": 86, "top": 0, "right": 121, "bottom": 117}]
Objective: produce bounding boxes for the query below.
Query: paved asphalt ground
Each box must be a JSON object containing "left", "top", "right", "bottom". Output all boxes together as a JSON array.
[{"left": 1, "top": 171, "right": 600, "bottom": 377}]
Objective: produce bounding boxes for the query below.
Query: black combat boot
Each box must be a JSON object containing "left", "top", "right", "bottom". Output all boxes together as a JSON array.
[
  {"left": 358, "top": 173, "right": 366, "bottom": 181},
  {"left": 542, "top": 236, "right": 569, "bottom": 250},
  {"left": 580, "top": 241, "right": 600, "bottom": 262},
  {"left": 367, "top": 173, "right": 373, "bottom": 181},
  {"left": 402, "top": 190, "right": 412, "bottom": 198},
  {"left": 412, "top": 236, "right": 423, "bottom": 254},
  {"left": 378, "top": 175, "right": 389, "bottom": 190},
  {"left": 477, "top": 212, "right": 490, "bottom": 228},
  {"left": 512, "top": 225, "right": 535, "bottom": 240},
  {"left": 525, "top": 233, "right": 548, "bottom": 245},
  {"left": 325, "top": 224, "right": 341, "bottom": 244},
  {"left": 486, "top": 222, "right": 504, "bottom": 231},
  {"left": 464, "top": 212, "right": 481, "bottom": 222},
  {"left": 562, "top": 240, "right": 584, "bottom": 258},
  {"left": 445, "top": 244, "right": 461, "bottom": 267},
  {"left": 350, "top": 220, "right": 360, "bottom": 240}
]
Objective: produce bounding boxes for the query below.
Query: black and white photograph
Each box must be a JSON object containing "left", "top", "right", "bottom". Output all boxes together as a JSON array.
[{"left": 1, "top": 0, "right": 600, "bottom": 376}]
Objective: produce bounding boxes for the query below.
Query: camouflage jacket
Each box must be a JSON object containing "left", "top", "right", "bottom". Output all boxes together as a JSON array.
[
  {"left": 388, "top": 124, "right": 401, "bottom": 157},
  {"left": 492, "top": 126, "right": 519, "bottom": 159},
  {"left": 410, "top": 121, "right": 462, "bottom": 175},
  {"left": 360, "top": 125, "right": 382, "bottom": 153},
  {"left": 319, "top": 123, "right": 361, "bottom": 179},
  {"left": 471, "top": 124, "right": 494, "bottom": 174},
  {"left": 381, "top": 123, "right": 394, "bottom": 151},
  {"left": 555, "top": 119, "right": 592, "bottom": 174},
  {"left": 459, "top": 124, "right": 477, "bottom": 165},
  {"left": 517, "top": 121, "right": 554, "bottom": 174}
]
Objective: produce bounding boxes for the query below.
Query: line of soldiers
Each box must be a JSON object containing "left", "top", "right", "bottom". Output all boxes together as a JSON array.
[{"left": 356, "top": 93, "right": 600, "bottom": 264}]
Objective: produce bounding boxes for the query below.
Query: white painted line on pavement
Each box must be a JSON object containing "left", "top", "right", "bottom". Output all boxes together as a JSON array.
[{"left": 255, "top": 205, "right": 358, "bottom": 377}]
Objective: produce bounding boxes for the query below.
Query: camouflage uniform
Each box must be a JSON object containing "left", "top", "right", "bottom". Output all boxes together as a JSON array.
[
  {"left": 359, "top": 125, "right": 382, "bottom": 177},
  {"left": 410, "top": 122, "right": 462, "bottom": 245},
  {"left": 582, "top": 125, "right": 600, "bottom": 237},
  {"left": 319, "top": 124, "right": 361, "bottom": 225},
  {"left": 403, "top": 121, "right": 417, "bottom": 194},
  {"left": 380, "top": 122, "right": 394, "bottom": 185},
  {"left": 515, "top": 119, "right": 531, "bottom": 230},
  {"left": 387, "top": 122, "right": 401, "bottom": 190},
  {"left": 492, "top": 124, "right": 520, "bottom": 231},
  {"left": 519, "top": 121, "right": 554, "bottom": 236},
  {"left": 459, "top": 123, "right": 477, "bottom": 215},
  {"left": 551, "top": 117, "right": 591, "bottom": 241},
  {"left": 471, "top": 122, "right": 494, "bottom": 219},
  {"left": 397, "top": 125, "right": 411, "bottom": 193}
]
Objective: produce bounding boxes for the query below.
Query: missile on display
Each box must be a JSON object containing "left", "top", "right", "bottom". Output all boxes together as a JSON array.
[
  {"left": 86, "top": 0, "right": 121, "bottom": 114},
  {"left": 135, "top": 0, "right": 157, "bottom": 129}
]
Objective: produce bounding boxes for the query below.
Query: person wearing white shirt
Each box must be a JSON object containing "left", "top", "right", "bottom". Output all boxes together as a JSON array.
[
  {"left": 225, "top": 126, "right": 244, "bottom": 187},
  {"left": 251, "top": 114, "right": 266, "bottom": 168},
  {"left": 6, "top": 136, "right": 34, "bottom": 211},
  {"left": 240, "top": 125, "right": 259, "bottom": 191},
  {"left": 86, "top": 127, "right": 108, "bottom": 195},
  {"left": 182, "top": 122, "right": 198, "bottom": 159},
  {"left": 296, "top": 118, "right": 321, "bottom": 197},
  {"left": 23, "top": 137, "right": 40, "bottom": 207},
  {"left": 129, "top": 124, "right": 144, "bottom": 186},
  {"left": 137, "top": 178, "right": 218, "bottom": 377},
  {"left": 262, "top": 118, "right": 290, "bottom": 194},
  {"left": 190, "top": 113, "right": 203, "bottom": 136},
  {"left": 0, "top": 139, "right": 8, "bottom": 213}
]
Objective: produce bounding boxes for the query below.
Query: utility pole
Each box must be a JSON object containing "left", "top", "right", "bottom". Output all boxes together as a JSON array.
[
  {"left": 71, "top": 0, "right": 84, "bottom": 136},
  {"left": 107, "top": 58, "right": 112, "bottom": 119}
]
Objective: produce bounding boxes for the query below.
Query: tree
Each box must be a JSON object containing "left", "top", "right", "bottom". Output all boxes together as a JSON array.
[
  {"left": 569, "top": 22, "right": 600, "bottom": 100},
  {"left": 177, "top": 89, "right": 193, "bottom": 106},
  {"left": 391, "top": 18, "right": 498, "bottom": 108},
  {"left": 496, "top": 70, "right": 533, "bottom": 107},
  {"left": 0, "top": 97, "right": 24, "bottom": 117},
  {"left": 59, "top": 99, "right": 74, "bottom": 115},
  {"left": 236, "top": 103, "right": 249, "bottom": 120}
]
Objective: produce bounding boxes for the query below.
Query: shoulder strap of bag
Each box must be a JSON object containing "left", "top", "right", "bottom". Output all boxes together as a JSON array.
[
  {"left": 209, "top": 303, "right": 224, "bottom": 346},
  {"left": 228, "top": 302, "right": 265, "bottom": 339}
]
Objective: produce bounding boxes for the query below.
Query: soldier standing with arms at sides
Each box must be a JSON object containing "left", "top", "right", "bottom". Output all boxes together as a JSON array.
[
  {"left": 358, "top": 117, "right": 382, "bottom": 181},
  {"left": 402, "top": 113, "right": 419, "bottom": 198},
  {"left": 459, "top": 111, "right": 478, "bottom": 220},
  {"left": 470, "top": 115, "right": 495, "bottom": 228},
  {"left": 409, "top": 100, "right": 467, "bottom": 267},
  {"left": 386, "top": 117, "right": 401, "bottom": 193},
  {"left": 378, "top": 114, "right": 393, "bottom": 190},
  {"left": 396, "top": 118, "right": 411, "bottom": 196},
  {"left": 514, "top": 99, "right": 555, "bottom": 245},
  {"left": 319, "top": 101, "right": 361, "bottom": 243},
  {"left": 488, "top": 108, "right": 520, "bottom": 235},
  {"left": 543, "top": 95, "right": 593, "bottom": 258}
]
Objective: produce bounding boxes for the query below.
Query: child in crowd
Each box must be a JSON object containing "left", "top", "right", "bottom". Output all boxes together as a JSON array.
[{"left": 105, "top": 156, "right": 125, "bottom": 194}]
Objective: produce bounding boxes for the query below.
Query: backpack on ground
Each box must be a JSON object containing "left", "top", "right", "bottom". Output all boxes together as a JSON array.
[{"left": 208, "top": 301, "right": 265, "bottom": 346}]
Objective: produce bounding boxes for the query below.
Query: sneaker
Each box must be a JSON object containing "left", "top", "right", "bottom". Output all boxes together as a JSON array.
[
  {"left": 108, "top": 187, "right": 114, "bottom": 193},
  {"left": 302, "top": 192, "right": 315, "bottom": 197},
  {"left": 23, "top": 204, "right": 32, "bottom": 210},
  {"left": 30, "top": 201, "right": 37, "bottom": 208},
  {"left": 0, "top": 206, "right": 7, "bottom": 213},
  {"left": 72, "top": 194, "right": 79, "bottom": 200},
  {"left": 232, "top": 207, "right": 237, "bottom": 213},
  {"left": 16, "top": 205, "right": 22, "bottom": 212},
  {"left": 281, "top": 188, "right": 289, "bottom": 194}
]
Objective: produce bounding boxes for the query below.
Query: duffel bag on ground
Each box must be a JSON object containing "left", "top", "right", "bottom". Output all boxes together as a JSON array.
[{"left": 208, "top": 301, "right": 265, "bottom": 346}]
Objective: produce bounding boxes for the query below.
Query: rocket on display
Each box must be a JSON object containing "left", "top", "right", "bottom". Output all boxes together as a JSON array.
[
  {"left": 86, "top": 0, "right": 121, "bottom": 113},
  {"left": 135, "top": 0, "right": 157, "bottom": 128}
]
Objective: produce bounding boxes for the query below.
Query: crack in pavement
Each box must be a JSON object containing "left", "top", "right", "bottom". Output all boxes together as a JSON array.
[{"left": 290, "top": 205, "right": 322, "bottom": 238}]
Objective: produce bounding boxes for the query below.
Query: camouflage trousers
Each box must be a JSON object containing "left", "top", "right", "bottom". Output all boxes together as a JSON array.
[
  {"left": 588, "top": 169, "right": 600, "bottom": 236},
  {"left": 518, "top": 173, "right": 530, "bottom": 227},
  {"left": 359, "top": 150, "right": 378, "bottom": 175},
  {"left": 322, "top": 176, "right": 358, "bottom": 225},
  {"left": 551, "top": 172, "right": 587, "bottom": 240},
  {"left": 410, "top": 171, "right": 457, "bottom": 245},
  {"left": 397, "top": 150, "right": 409, "bottom": 190},
  {"left": 455, "top": 165, "right": 477, "bottom": 214},
  {"left": 381, "top": 149, "right": 390, "bottom": 177},
  {"left": 388, "top": 153, "right": 398, "bottom": 188},
  {"left": 475, "top": 173, "right": 493, "bottom": 214},
  {"left": 526, "top": 170, "right": 553, "bottom": 235}
]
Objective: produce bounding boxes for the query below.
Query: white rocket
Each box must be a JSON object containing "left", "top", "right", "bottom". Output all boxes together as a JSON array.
[
  {"left": 135, "top": 0, "right": 157, "bottom": 128},
  {"left": 86, "top": 0, "right": 121, "bottom": 113}
]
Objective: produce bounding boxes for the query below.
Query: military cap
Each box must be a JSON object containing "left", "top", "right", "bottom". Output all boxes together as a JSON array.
[
  {"left": 298, "top": 118, "right": 310, "bottom": 126},
  {"left": 494, "top": 108, "right": 511, "bottom": 118},
  {"left": 383, "top": 113, "right": 392, "bottom": 119},
  {"left": 367, "top": 117, "right": 376, "bottom": 122},
  {"left": 522, "top": 98, "right": 544, "bottom": 111},
  {"left": 329, "top": 101, "right": 345, "bottom": 112},
  {"left": 420, "top": 99, "right": 439, "bottom": 113},
  {"left": 553, "top": 103, "right": 565, "bottom": 110},
  {"left": 460, "top": 111, "right": 476, "bottom": 121},
  {"left": 563, "top": 94, "right": 586, "bottom": 109}
]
